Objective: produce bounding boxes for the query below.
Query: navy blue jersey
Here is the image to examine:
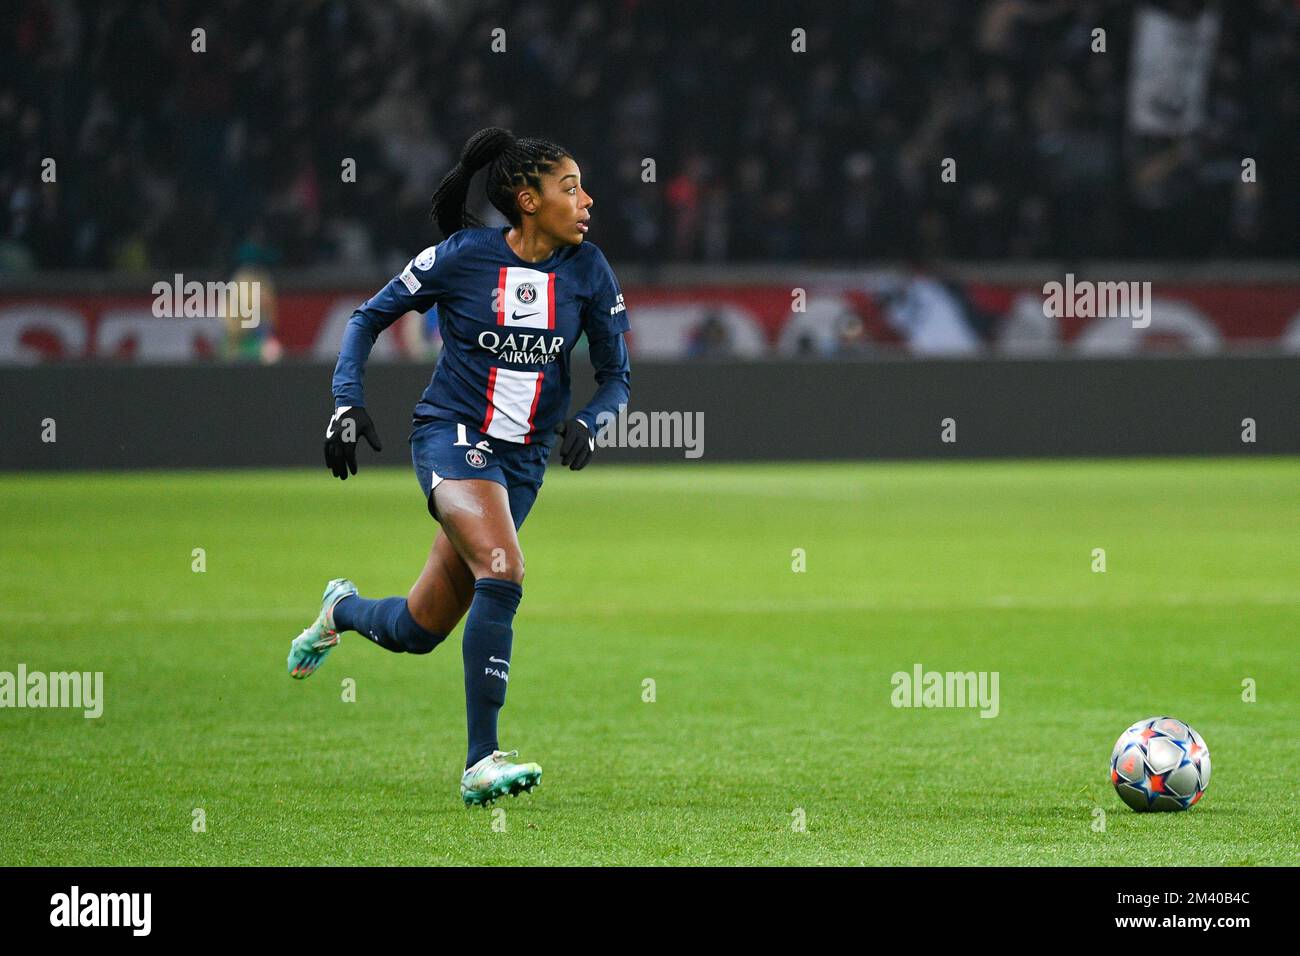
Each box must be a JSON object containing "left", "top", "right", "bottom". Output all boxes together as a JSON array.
[{"left": 332, "top": 226, "right": 630, "bottom": 445}]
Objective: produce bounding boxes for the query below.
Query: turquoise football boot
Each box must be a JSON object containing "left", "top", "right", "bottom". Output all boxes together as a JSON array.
[
  {"left": 460, "top": 750, "right": 542, "bottom": 807},
  {"left": 287, "top": 578, "right": 358, "bottom": 679}
]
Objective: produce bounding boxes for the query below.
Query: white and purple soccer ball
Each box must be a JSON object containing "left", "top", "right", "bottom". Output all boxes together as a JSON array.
[{"left": 1110, "top": 716, "right": 1211, "bottom": 812}]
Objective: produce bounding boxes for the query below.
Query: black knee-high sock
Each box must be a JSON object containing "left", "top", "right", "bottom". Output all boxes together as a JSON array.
[
  {"left": 462, "top": 578, "right": 523, "bottom": 768},
  {"left": 332, "top": 595, "right": 445, "bottom": 654}
]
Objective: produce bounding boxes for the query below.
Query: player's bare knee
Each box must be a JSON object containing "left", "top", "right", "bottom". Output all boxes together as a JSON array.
[
  {"left": 398, "top": 599, "right": 446, "bottom": 654},
  {"left": 406, "top": 599, "right": 440, "bottom": 634}
]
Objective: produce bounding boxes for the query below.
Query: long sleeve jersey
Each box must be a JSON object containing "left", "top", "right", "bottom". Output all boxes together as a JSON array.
[{"left": 332, "top": 226, "right": 631, "bottom": 444}]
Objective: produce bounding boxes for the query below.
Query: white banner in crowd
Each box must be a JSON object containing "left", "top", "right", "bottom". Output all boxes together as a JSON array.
[{"left": 1127, "top": 4, "right": 1220, "bottom": 136}]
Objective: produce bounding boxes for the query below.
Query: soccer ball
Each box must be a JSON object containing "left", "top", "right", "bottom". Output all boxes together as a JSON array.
[{"left": 1110, "top": 716, "right": 1211, "bottom": 812}]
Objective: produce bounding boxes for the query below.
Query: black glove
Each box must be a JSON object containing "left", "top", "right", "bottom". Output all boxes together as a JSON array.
[
  {"left": 557, "top": 416, "right": 595, "bottom": 470},
  {"left": 324, "top": 405, "right": 382, "bottom": 480}
]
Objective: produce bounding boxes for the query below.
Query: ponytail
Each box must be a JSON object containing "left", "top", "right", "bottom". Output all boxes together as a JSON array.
[
  {"left": 430, "top": 127, "right": 515, "bottom": 237},
  {"left": 430, "top": 127, "right": 572, "bottom": 237}
]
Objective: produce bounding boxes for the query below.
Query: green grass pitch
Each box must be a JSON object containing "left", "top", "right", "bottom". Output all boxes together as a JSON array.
[{"left": 1, "top": 458, "right": 1296, "bottom": 866}]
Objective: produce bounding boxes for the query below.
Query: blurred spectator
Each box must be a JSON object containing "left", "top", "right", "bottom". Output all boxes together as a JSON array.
[
  {"left": 399, "top": 304, "right": 443, "bottom": 363},
  {"left": 833, "top": 313, "right": 875, "bottom": 357},
  {"left": 221, "top": 265, "right": 281, "bottom": 363},
  {"left": 2, "top": 0, "right": 1297, "bottom": 271},
  {"left": 686, "top": 311, "right": 734, "bottom": 359}
]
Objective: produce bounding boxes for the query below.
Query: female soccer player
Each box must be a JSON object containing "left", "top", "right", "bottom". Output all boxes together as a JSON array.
[{"left": 286, "top": 128, "right": 631, "bottom": 806}]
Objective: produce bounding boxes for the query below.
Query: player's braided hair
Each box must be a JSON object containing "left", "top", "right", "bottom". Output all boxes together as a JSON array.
[{"left": 430, "top": 127, "right": 571, "bottom": 237}]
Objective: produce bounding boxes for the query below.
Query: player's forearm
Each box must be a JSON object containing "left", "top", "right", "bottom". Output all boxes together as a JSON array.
[
  {"left": 575, "top": 361, "right": 630, "bottom": 428},
  {"left": 331, "top": 310, "right": 383, "bottom": 407},
  {"left": 332, "top": 274, "right": 424, "bottom": 406},
  {"left": 577, "top": 381, "right": 630, "bottom": 428}
]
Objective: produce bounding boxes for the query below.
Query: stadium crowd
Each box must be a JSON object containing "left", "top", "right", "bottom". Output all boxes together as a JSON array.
[{"left": 4, "top": 0, "right": 1298, "bottom": 274}]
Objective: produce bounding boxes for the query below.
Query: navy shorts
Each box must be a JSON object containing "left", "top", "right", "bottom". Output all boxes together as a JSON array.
[{"left": 409, "top": 418, "right": 551, "bottom": 531}]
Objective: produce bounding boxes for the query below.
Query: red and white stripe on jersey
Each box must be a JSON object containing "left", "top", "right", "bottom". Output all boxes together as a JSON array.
[
  {"left": 481, "top": 366, "right": 545, "bottom": 444},
  {"left": 496, "top": 266, "right": 555, "bottom": 330}
]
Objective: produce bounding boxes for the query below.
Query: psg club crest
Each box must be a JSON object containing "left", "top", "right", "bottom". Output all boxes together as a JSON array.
[
  {"left": 515, "top": 282, "right": 537, "bottom": 305},
  {"left": 465, "top": 448, "right": 487, "bottom": 468}
]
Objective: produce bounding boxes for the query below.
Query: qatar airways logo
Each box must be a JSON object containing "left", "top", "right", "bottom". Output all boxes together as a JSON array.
[{"left": 477, "top": 330, "right": 564, "bottom": 365}]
